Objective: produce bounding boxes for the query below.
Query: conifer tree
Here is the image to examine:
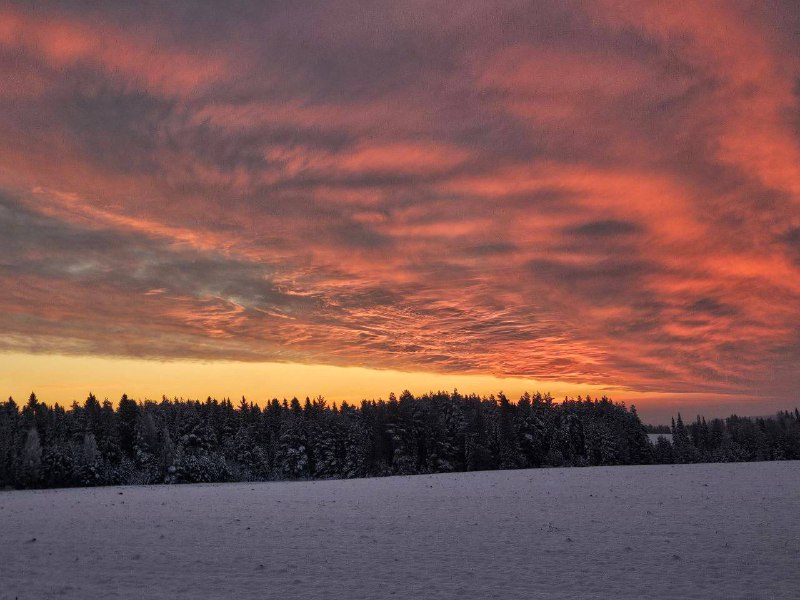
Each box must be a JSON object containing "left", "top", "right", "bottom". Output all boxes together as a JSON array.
[
  {"left": 77, "top": 432, "right": 102, "bottom": 486},
  {"left": 17, "top": 427, "right": 42, "bottom": 487},
  {"left": 275, "top": 411, "right": 309, "bottom": 479},
  {"left": 117, "top": 394, "right": 139, "bottom": 459},
  {"left": 0, "top": 390, "right": 795, "bottom": 489},
  {"left": 0, "top": 398, "right": 19, "bottom": 487}
]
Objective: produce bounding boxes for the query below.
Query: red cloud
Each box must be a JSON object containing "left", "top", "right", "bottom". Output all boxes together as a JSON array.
[{"left": 0, "top": 1, "right": 799, "bottom": 405}]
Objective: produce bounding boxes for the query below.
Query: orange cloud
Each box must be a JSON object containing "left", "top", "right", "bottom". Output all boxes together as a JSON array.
[{"left": 0, "top": 1, "right": 799, "bottom": 414}]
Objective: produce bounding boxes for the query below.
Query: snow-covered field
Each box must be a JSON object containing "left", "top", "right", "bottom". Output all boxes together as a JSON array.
[{"left": 1, "top": 462, "right": 798, "bottom": 600}]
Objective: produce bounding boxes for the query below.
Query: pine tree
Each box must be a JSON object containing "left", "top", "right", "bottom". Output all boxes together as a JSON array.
[
  {"left": 117, "top": 394, "right": 139, "bottom": 459},
  {"left": 226, "top": 426, "right": 266, "bottom": 481},
  {"left": 158, "top": 425, "right": 176, "bottom": 482},
  {"left": 624, "top": 405, "right": 652, "bottom": 465},
  {"left": 425, "top": 395, "right": 466, "bottom": 473},
  {"left": 387, "top": 390, "right": 422, "bottom": 475},
  {"left": 652, "top": 437, "right": 674, "bottom": 464},
  {"left": 275, "top": 408, "right": 309, "bottom": 479},
  {"left": 496, "top": 393, "right": 523, "bottom": 469},
  {"left": 672, "top": 413, "right": 697, "bottom": 463},
  {"left": 1, "top": 390, "right": 797, "bottom": 489},
  {"left": 0, "top": 398, "right": 19, "bottom": 487},
  {"left": 42, "top": 440, "right": 75, "bottom": 487},
  {"left": 17, "top": 428, "right": 42, "bottom": 487},
  {"left": 341, "top": 408, "right": 369, "bottom": 478},
  {"left": 77, "top": 432, "right": 102, "bottom": 486},
  {"left": 515, "top": 393, "right": 546, "bottom": 467},
  {"left": 131, "top": 411, "right": 160, "bottom": 483},
  {"left": 173, "top": 413, "right": 229, "bottom": 483},
  {"left": 310, "top": 412, "right": 342, "bottom": 479}
]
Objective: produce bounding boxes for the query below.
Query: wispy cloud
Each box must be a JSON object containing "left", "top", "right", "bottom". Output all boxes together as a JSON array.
[{"left": 1, "top": 1, "right": 799, "bottom": 400}]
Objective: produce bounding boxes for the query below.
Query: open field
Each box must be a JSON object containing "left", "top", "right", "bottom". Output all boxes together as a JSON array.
[{"left": 2, "top": 461, "right": 799, "bottom": 599}]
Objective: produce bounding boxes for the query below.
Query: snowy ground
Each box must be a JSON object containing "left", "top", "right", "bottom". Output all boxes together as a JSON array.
[{"left": 1, "top": 462, "right": 798, "bottom": 600}]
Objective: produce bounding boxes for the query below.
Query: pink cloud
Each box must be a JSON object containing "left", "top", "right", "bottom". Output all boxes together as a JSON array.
[{"left": 0, "top": 1, "right": 799, "bottom": 408}]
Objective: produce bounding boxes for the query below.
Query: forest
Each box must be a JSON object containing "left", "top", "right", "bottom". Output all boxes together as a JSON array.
[{"left": 1, "top": 391, "right": 799, "bottom": 489}]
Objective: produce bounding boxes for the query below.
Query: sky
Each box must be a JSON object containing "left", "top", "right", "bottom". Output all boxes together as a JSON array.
[{"left": 1, "top": 1, "right": 799, "bottom": 422}]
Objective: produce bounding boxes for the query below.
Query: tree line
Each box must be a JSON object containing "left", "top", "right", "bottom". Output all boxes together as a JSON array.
[{"left": 1, "top": 390, "right": 798, "bottom": 489}]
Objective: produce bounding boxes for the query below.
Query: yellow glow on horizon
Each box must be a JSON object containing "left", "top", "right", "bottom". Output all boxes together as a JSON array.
[
  {"left": 1, "top": 351, "right": 778, "bottom": 422},
  {"left": 0, "top": 351, "right": 635, "bottom": 407}
]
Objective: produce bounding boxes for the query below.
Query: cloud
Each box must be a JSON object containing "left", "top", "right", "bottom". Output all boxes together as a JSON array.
[
  {"left": 565, "top": 220, "right": 644, "bottom": 239},
  {"left": 0, "top": 1, "right": 799, "bottom": 402}
]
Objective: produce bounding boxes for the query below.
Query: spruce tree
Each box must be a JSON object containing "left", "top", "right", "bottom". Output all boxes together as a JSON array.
[
  {"left": 117, "top": 394, "right": 139, "bottom": 459},
  {"left": 17, "top": 428, "right": 42, "bottom": 487}
]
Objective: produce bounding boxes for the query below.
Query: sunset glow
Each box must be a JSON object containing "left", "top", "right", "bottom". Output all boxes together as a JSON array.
[{"left": 2, "top": 2, "right": 799, "bottom": 421}]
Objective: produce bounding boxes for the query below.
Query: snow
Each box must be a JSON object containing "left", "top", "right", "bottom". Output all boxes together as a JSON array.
[{"left": 1, "top": 461, "right": 798, "bottom": 599}]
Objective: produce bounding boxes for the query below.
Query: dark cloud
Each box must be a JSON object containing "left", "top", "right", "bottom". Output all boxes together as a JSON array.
[
  {"left": 526, "top": 257, "right": 656, "bottom": 294},
  {"left": 686, "top": 297, "right": 738, "bottom": 318},
  {"left": 566, "top": 219, "right": 644, "bottom": 238},
  {"left": 464, "top": 243, "right": 518, "bottom": 257}
]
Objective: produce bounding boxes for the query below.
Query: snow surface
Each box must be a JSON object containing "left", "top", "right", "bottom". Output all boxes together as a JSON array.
[{"left": 1, "top": 461, "right": 798, "bottom": 599}]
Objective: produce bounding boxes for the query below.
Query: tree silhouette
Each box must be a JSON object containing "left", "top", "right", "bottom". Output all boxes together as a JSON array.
[{"left": 0, "top": 390, "right": 796, "bottom": 489}]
